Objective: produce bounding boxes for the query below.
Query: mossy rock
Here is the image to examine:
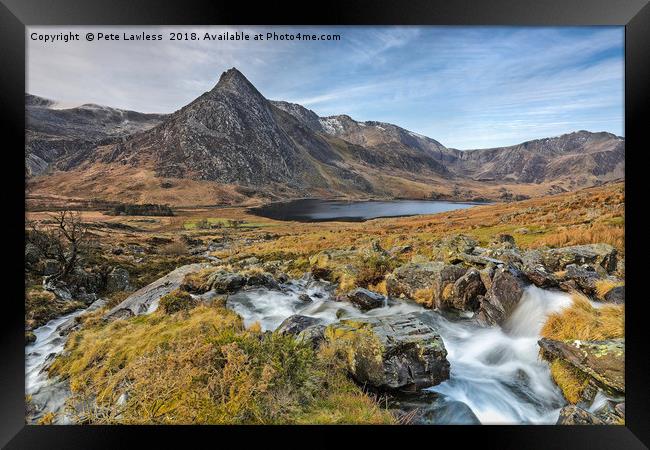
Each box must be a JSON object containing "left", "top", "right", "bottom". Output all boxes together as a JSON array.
[
  {"left": 539, "top": 338, "right": 625, "bottom": 394},
  {"left": 325, "top": 313, "right": 450, "bottom": 390},
  {"left": 385, "top": 261, "right": 466, "bottom": 308}
]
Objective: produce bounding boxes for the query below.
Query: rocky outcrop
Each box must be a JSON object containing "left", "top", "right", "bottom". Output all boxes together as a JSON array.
[
  {"left": 386, "top": 261, "right": 466, "bottom": 308},
  {"left": 207, "top": 269, "right": 279, "bottom": 293},
  {"left": 538, "top": 338, "right": 625, "bottom": 393},
  {"left": 431, "top": 235, "right": 478, "bottom": 264},
  {"left": 540, "top": 244, "right": 618, "bottom": 273},
  {"left": 104, "top": 263, "right": 210, "bottom": 320},
  {"left": 276, "top": 315, "right": 321, "bottom": 336},
  {"left": 342, "top": 288, "right": 386, "bottom": 311},
  {"left": 476, "top": 267, "right": 526, "bottom": 326},
  {"left": 556, "top": 405, "right": 605, "bottom": 425},
  {"left": 324, "top": 313, "right": 450, "bottom": 390},
  {"left": 106, "top": 266, "right": 130, "bottom": 293},
  {"left": 604, "top": 286, "right": 624, "bottom": 304},
  {"left": 444, "top": 268, "right": 486, "bottom": 311}
]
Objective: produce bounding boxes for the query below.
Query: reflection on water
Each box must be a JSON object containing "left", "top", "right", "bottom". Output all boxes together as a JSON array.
[{"left": 250, "top": 199, "right": 481, "bottom": 222}]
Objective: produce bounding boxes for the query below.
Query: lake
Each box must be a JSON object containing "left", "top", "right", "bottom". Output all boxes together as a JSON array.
[{"left": 249, "top": 199, "right": 481, "bottom": 222}]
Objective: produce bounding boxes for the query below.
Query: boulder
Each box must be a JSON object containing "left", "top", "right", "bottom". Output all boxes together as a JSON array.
[
  {"left": 540, "top": 244, "right": 618, "bottom": 274},
  {"left": 296, "top": 324, "right": 327, "bottom": 348},
  {"left": 538, "top": 338, "right": 625, "bottom": 394},
  {"left": 476, "top": 267, "right": 526, "bottom": 326},
  {"left": 104, "top": 263, "right": 210, "bottom": 320},
  {"left": 298, "top": 293, "right": 313, "bottom": 303},
  {"left": 106, "top": 267, "right": 130, "bottom": 293},
  {"left": 604, "top": 286, "right": 625, "bottom": 304},
  {"left": 67, "top": 267, "right": 105, "bottom": 294},
  {"left": 520, "top": 249, "right": 560, "bottom": 288},
  {"left": 556, "top": 405, "right": 605, "bottom": 425},
  {"left": 207, "top": 271, "right": 246, "bottom": 293},
  {"left": 479, "top": 265, "right": 495, "bottom": 291},
  {"left": 559, "top": 264, "right": 608, "bottom": 296},
  {"left": 276, "top": 315, "right": 320, "bottom": 336},
  {"left": 389, "top": 391, "right": 480, "bottom": 425},
  {"left": 521, "top": 266, "right": 560, "bottom": 289},
  {"left": 386, "top": 261, "right": 466, "bottom": 308},
  {"left": 443, "top": 268, "right": 485, "bottom": 312},
  {"left": 388, "top": 245, "right": 413, "bottom": 256},
  {"left": 244, "top": 271, "right": 280, "bottom": 290},
  {"left": 43, "top": 279, "right": 73, "bottom": 302},
  {"left": 325, "top": 313, "right": 450, "bottom": 389},
  {"left": 433, "top": 235, "right": 478, "bottom": 262},
  {"left": 344, "top": 288, "right": 386, "bottom": 311}
]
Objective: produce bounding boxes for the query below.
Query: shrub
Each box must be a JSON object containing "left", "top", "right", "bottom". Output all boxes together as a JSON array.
[
  {"left": 159, "top": 290, "right": 198, "bottom": 314},
  {"left": 354, "top": 255, "right": 395, "bottom": 288}
]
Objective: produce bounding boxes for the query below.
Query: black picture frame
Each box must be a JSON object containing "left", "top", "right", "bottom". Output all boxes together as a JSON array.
[{"left": 1, "top": 0, "right": 648, "bottom": 448}]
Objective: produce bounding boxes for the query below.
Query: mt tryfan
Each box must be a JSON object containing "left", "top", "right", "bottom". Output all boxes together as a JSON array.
[{"left": 26, "top": 68, "right": 624, "bottom": 207}]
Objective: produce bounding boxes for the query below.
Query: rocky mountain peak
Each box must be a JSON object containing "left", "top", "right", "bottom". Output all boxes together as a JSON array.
[{"left": 212, "top": 67, "right": 263, "bottom": 98}]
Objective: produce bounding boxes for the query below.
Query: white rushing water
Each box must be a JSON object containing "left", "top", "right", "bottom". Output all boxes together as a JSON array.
[
  {"left": 227, "top": 280, "right": 574, "bottom": 425},
  {"left": 26, "top": 278, "right": 574, "bottom": 425},
  {"left": 25, "top": 308, "right": 86, "bottom": 422},
  {"left": 427, "top": 286, "right": 573, "bottom": 424},
  {"left": 26, "top": 298, "right": 106, "bottom": 423}
]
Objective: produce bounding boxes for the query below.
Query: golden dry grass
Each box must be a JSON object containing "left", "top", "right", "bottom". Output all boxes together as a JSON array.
[
  {"left": 594, "top": 279, "right": 625, "bottom": 300},
  {"left": 541, "top": 293, "right": 624, "bottom": 341},
  {"left": 50, "top": 304, "right": 395, "bottom": 425},
  {"left": 549, "top": 358, "right": 590, "bottom": 404}
]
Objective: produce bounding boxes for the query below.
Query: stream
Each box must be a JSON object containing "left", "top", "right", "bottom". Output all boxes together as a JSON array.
[
  {"left": 25, "top": 299, "right": 105, "bottom": 423},
  {"left": 227, "top": 278, "right": 573, "bottom": 424},
  {"left": 26, "top": 276, "right": 573, "bottom": 424}
]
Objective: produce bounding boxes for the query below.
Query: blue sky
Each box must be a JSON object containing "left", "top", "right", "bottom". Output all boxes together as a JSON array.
[{"left": 27, "top": 26, "right": 624, "bottom": 149}]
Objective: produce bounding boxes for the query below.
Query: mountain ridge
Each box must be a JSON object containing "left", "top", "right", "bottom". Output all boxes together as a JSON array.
[{"left": 26, "top": 68, "right": 625, "bottom": 206}]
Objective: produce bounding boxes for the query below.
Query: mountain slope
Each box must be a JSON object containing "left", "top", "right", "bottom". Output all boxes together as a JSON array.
[
  {"left": 26, "top": 68, "right": 625, "bottom": 206},
  {"left": 25, "top": 94, "right": 165, "bottom": 176},
  {"left": 449, "top": 131, "right": 625, "bottom": 185}
]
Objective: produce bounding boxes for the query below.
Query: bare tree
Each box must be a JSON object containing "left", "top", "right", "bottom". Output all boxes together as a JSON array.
[{"left": 26, "top": 210, "right": 89, "bottom": 280}]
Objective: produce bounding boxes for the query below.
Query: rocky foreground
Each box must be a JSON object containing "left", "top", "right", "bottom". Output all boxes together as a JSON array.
[{"left": 24, "top": 184, "right": 625, "bottom": 425}]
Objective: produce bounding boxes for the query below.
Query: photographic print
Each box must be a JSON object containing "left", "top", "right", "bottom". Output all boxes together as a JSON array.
[{"left": 24, "top": 26, "right": 625, "bottom": 426}]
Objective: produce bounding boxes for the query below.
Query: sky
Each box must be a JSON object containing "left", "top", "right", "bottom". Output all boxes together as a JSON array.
[{"left": 27, "top": 26, "right": 624, "bottom": 149}]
